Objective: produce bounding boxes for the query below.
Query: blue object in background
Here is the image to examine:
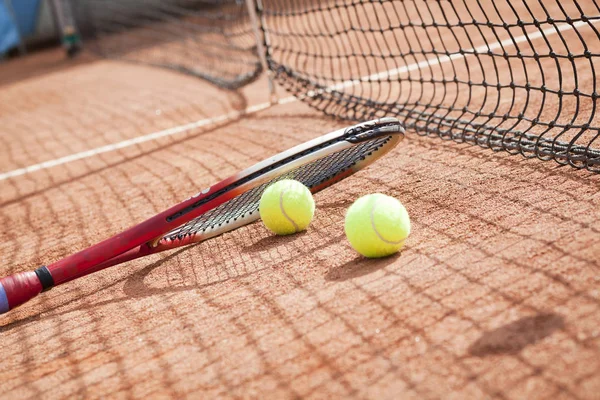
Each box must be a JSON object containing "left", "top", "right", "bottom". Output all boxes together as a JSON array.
[
  {"left": 0, "top": 1, "right": 20, "bottom": 55},
  {"left": 10, "top": 0, "right": 41, "bottom": 36}
]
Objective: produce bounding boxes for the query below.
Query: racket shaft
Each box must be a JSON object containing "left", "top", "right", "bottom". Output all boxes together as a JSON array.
[{"left": 62, "top": 232, "right": 208, "bottom": 283}]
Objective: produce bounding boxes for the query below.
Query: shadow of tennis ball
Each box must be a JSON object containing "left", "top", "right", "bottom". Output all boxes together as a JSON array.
[
  {"left": 242, "top": 231, "right": 311, "bottom": 254},
  {"left": 325, "top": 253, "right": 401, "bottom": 281}
]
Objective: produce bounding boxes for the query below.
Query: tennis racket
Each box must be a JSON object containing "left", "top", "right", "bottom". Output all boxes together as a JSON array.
[{"left": 0, "top": 118, "right": 404, "bottom": 315}]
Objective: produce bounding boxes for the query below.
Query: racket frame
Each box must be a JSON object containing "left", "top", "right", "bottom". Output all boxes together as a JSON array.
[{"left": 0, "top": 118, "right": 404, "bottom": 314}]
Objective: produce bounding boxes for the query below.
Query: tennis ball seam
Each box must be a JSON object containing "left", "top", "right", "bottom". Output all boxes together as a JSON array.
[
  {"left": 279, "top": 188, "right": 300, "bottom": 232},
  {"left": 370, "top": 199, "right": 405, "bottom": 245}
]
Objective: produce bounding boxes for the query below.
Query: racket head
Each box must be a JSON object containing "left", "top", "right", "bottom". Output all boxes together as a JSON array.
[{"left": 156, "top": 117, "right": 404, "bottom": 249}]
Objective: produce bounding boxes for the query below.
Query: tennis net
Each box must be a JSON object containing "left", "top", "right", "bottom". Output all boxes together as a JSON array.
[
  {"left": 258, "top": 0, "right": 600, "bottom": 171},
  {"left": 71, "top": 0, "right": 262, "bottom": 89},
  {"left": 71, "top": 0, "right": 600, "bottom": 171}
]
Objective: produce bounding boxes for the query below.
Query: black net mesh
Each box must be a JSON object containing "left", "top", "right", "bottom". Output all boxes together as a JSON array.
[
  {"left": 69, "top": 0, "right": 600, "bottom": 171},
  {"left": 259, "top": 0, "right": 600, "bottom": 171},
  {"left": 164, "top": 135, "right": 393, "bottom": 240},
  {"left": 71, "top": 0, "right": 262, "bottom": 89}
]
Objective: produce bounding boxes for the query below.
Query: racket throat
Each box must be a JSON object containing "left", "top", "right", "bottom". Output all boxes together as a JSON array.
[{"left": 148, "top": 235, "right": 165, "bottom": 248}]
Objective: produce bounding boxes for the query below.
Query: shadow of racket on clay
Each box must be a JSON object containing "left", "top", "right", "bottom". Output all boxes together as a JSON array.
[
  {"left": 0, "top": 242, "right": 271, "bottom": 333},
  {"left": 468, "top": 312, "right": 565, "bottom": 357}
]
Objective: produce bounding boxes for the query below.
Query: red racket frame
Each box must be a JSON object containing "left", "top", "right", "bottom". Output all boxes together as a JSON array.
[{"left": 0, "top": 118, "right": 404, "bottom": 314}]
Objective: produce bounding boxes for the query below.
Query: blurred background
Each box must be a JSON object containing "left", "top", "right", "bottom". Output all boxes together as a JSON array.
[
  {"left": 1, "top": 0, "right": 58, "bottom": 56},
  {"left": 0, "top": 0, "right": 190, "bottom": 58}
]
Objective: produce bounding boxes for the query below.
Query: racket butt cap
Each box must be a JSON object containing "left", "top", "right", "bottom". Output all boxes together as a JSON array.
[{"left": 0, "top": 271, "right": 43, "bottom": 314}]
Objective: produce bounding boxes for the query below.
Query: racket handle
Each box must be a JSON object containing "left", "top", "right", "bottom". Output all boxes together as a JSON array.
[{"left": 0, "top": 267, "right": 53, "bottom": 315}]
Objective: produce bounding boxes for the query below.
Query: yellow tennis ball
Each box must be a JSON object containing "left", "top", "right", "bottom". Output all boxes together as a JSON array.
[
  {"left": 259, "top": 179, "right": 315, "bottom": 235},
  {"left": 344, "top": 193, "right": 410, "bottom": 258}
]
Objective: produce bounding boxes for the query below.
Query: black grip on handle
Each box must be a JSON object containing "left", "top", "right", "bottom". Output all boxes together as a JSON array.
[{"left": 35, "top": 266, "right": 55, "bottom": 292}]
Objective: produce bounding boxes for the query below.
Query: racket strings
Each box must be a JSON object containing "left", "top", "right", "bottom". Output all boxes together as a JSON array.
[{"left": 163, "top": 136, "right": 393, "bottom": 241}]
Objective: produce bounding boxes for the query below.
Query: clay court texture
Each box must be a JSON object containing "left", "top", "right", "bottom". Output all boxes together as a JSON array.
[{"left": 1, "top": 3, "right": 600, "bottom": 400}]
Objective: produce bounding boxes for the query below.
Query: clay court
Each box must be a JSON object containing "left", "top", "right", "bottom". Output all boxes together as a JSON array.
[{"left": 1, "top": 1, "right": 600, "bottom": 399}]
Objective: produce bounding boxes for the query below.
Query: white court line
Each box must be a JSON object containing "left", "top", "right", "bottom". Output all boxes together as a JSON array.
[
  {"left": 0, "top": 102, "right": 273, "bottom": 181},
  {"left": 1, "top": 18, "right": 597, "bottom": 182}
]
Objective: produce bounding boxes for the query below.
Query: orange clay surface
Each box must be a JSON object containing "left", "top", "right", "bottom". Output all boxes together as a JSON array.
[{"left": 0, "top": 48, "right": 599, "bottom": 399}]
